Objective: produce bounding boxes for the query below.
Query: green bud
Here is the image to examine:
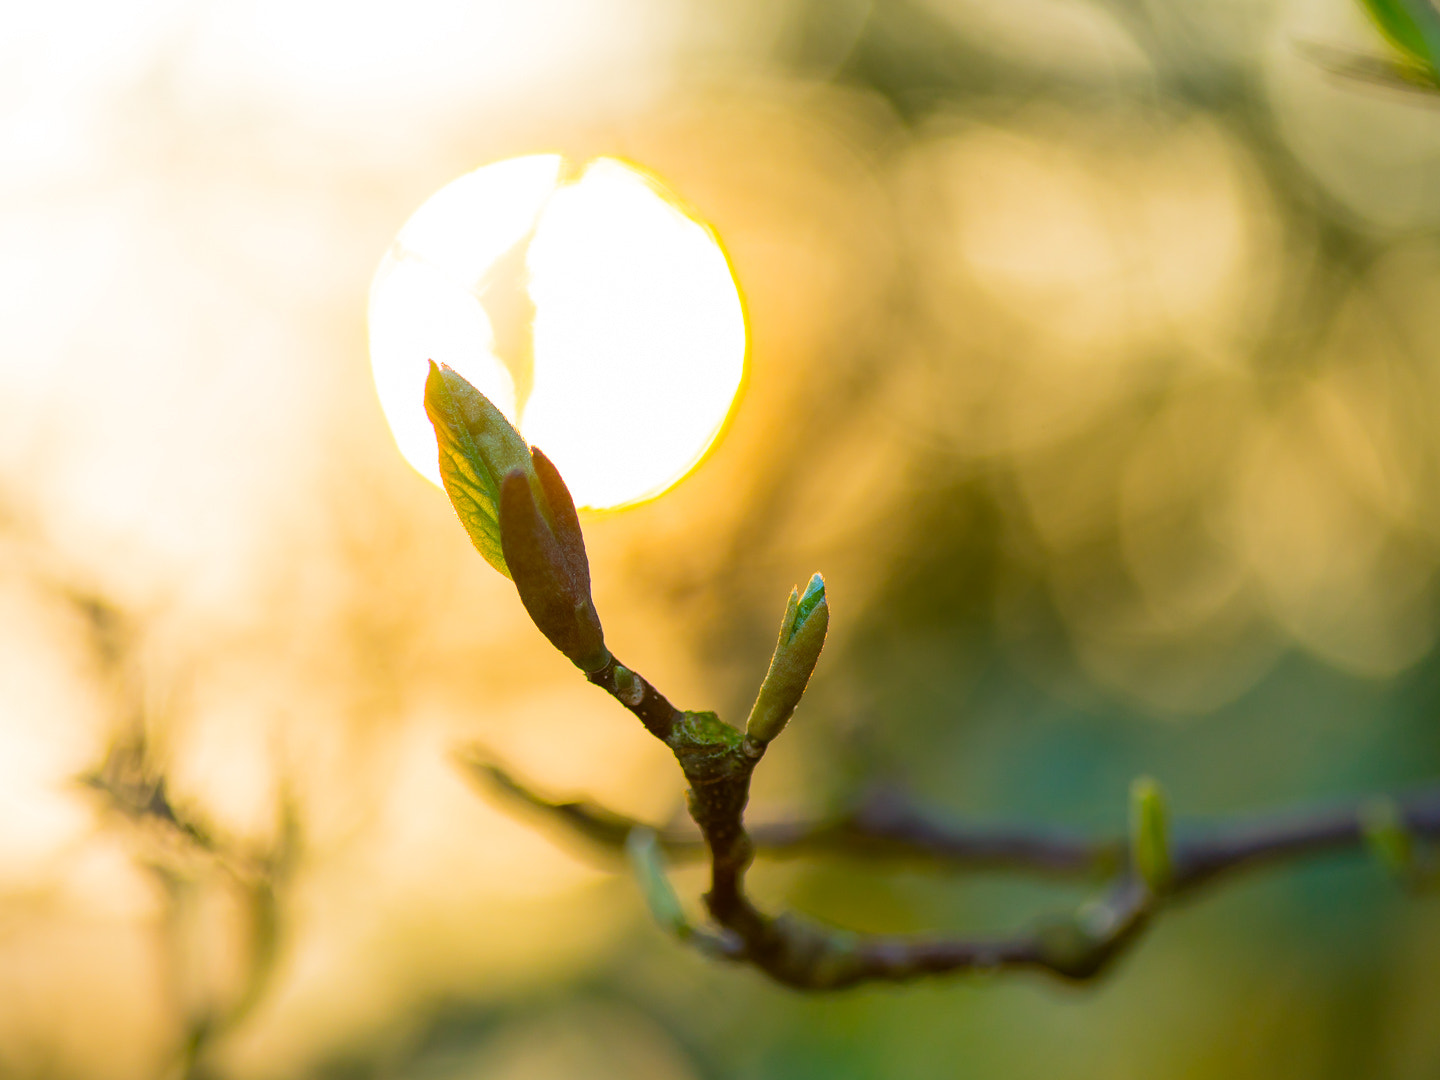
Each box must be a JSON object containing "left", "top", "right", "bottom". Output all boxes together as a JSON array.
[
  {"left": 1129, "top": 776, "right": 1172, "bottom": 895},
  {"left": 425, "top": 362, "right": 608, "bottom": 671},
  {"left": 626, "top": 828, "right": 689, "bottom": 939},
  {"left": 1361, "top": 796, "right": 1415, "bottom": 881},
  {"left": 744, "top": 573, "right": 829, "bottom": 748}
]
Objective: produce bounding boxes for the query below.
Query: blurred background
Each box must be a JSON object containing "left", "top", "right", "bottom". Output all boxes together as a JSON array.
[{"left": 4, "top": 0, "right": 1440, "bottom": 1076}]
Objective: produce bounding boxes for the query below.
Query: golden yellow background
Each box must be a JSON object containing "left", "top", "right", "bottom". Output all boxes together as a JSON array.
[{"left": 2, "top": 0, "right": 1440, "bottom": 1076}]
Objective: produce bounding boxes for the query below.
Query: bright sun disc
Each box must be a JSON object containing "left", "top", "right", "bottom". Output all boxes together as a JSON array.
[{"left": 368, "top": 155, "right": 746, "bottom": 511}]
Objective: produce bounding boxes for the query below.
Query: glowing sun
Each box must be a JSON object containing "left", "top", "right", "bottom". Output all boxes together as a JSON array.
[{"left": 369, "top": 154, "right": 746, "bottom": 510}]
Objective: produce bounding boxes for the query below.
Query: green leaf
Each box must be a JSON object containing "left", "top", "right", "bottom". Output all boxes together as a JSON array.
[
  {"left": 1361, "top": 0, "right": 1431, "bottom": 65},
  {"left": 1356, "top": 0, "right": 1440, "bottom": 73},
  {"left": 423, "top": 361, "right": 535, "bottom": 577}
]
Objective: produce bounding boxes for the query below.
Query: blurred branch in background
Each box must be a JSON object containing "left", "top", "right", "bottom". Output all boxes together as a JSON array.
[
  {"left": 468, "top": 753, "right": 1440, "bottom": 896},
  {"left": 69, "top": 594, "right": 301, "bottom": 1080},
  {"left": 84, "top": 729, "right": 300, "bottom": 1080},
  {"left": 468, "top": 752, "right": 1440, "bottom": 982},
  {"left": 466, "top": 754, "right": 1120, "bottom": 876}
]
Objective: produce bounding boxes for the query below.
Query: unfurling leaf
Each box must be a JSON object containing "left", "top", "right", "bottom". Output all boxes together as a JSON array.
[
  {"left": 425, "top": 362, "right": 608, "bottom": 671},
  {"left": 745, "top": 573, "right": 829, "bottom": 748},
  {"left": 1129, "top": 776, "right": 1172, "bottom": 895},
  {"left": 423, "top": 360, "right": 535, "bottom": 577}
]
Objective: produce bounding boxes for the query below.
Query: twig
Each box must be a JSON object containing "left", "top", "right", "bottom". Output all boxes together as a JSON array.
[
  {"left": 81, "top": 730, "right": 297, "bottom": 1075},
  {"left": 459, "top": 745, "right": 1440, "bottom": 987},
  {"left": 461, "top": 754, "right": 1117, "bottom": 876},
  {"left": 426, "top": 365, "right": 1439, "bottom": 989}
]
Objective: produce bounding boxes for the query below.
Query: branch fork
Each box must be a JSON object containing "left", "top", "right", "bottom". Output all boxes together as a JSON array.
[{"left": 426, "top": 363, "right": 1440, "bottom": 990}]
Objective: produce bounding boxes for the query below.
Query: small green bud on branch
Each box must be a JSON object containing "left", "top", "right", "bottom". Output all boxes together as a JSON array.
[
  {"left": 1361, "top": 795, "right": 1416, "bottom": 882},
  {"left": 744, "top": 574, "right": 829, "bottom": 750},
  {"left": 626, "top": 828, "right": 690, "bottom": 939},
  {"left": 1129, "top": 776, "right": 1172, "bottom": 895}
]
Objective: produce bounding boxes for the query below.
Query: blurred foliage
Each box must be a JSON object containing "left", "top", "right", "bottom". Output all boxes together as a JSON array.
[{"left": 3, "top": 0, "right": 1440, "bottom": 1077}]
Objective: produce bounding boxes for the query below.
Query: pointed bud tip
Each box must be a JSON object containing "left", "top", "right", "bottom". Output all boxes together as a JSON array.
[
  {"left": 799, "top": 572, "right": 825, "bottom": 610},
  {"left": 1130, "top": 776, "right": 1161, "bottom": 803},
  {"left": 788, "top": 573, "right": 827, "bottom": 643}
]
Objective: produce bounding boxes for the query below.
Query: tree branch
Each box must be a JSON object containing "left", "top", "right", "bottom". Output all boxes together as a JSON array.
[
  {"left": 460, "top": 753, "right": 1117, "bottom": 875},
  {"left": 458, "top": 747, "right": 1440, "bottom": 987},
  {"left": 427, "top": 366, "right": 1438, "bottom": 990}
]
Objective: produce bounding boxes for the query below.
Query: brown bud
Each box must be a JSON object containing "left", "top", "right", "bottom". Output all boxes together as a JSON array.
[{"left": 499, "top": 467, "right": 608, "bottom": 672}]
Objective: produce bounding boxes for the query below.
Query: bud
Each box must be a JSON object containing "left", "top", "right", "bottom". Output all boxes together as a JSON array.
[
  {"left": 425, "top": 362, "right": 609, "bottom": 671},
  {"left": 1361, "top": 796, "right": 1415, "bottom": 882},
  {"left": 744, "top": 573, "right": 829, "bottom": 748},
  {"left": 500, "top": 458, "right": 608, "bottom": 671},
  {"left": 1129, "top": 776, "right": 1172, "bottom": 895},
  {"left": 626, "top": 828, "right": 690, "bottom": 939}
]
